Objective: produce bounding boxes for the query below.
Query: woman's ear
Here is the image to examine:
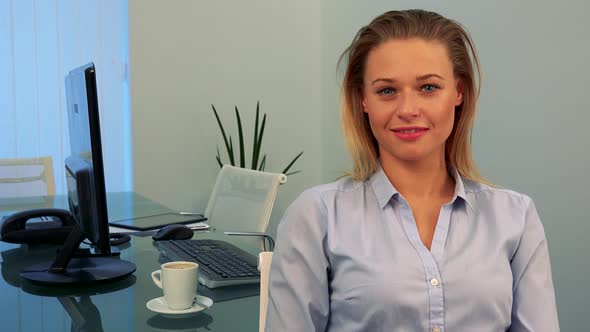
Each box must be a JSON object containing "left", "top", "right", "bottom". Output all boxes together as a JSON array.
[{"left": 455, "top": 80, "right": 465, "bottom": 106}]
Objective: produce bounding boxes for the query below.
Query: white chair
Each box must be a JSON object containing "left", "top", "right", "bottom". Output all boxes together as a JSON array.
[
  {"left": 258, "top": 251, "right": 273, "bottom": 332},
  {"left": 0, "top": 156, "right": 55, "bottom": 198},
  {"left": 204, "top": 165, "right": 286, "bottom": 250}
]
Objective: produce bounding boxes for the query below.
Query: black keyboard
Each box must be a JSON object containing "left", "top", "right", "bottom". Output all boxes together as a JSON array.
[{"left": 157, "top": 239, "right": 260, "bottom": 288}]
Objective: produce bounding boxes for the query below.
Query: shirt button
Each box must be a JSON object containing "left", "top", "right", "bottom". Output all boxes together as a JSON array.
[
  {"left": 430, "top": 278, "right": 440, "bottom": 286},
  {"left": 433, "top": 326, "right": 441, "bottom": 332}
]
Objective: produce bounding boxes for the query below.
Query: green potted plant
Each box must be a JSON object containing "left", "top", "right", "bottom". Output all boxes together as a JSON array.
[{"left": 212, "top": 101, "right": 303, "bottom": 176}]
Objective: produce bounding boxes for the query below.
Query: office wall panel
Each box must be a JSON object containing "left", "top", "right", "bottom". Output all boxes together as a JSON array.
[
  {"left": 128, "top": 0, "right": 322, "bottom": 237},
  {"left": 12, "top": 0, "right": 39, "bottom": 158},
  {"left": 0, "top": 0, "right": 130, "bottom": 194},
  {"left": 34, "top": 0, "right": 60, "bottom": 162},
  {"left": 0, "top": 0, "right": 16, "bottom": 157}
]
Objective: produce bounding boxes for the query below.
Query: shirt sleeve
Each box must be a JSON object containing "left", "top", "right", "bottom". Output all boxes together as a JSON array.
[
  {"left": 265, "top": 189, "right": 330, "bottom": 331},
  {"left": 510, "top": 196, "right": 559, "bottom": 331}
]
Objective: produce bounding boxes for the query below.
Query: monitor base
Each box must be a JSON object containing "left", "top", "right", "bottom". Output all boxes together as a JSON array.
[{"left": 20, "top": 257, "right": 136, "bottom": 285}]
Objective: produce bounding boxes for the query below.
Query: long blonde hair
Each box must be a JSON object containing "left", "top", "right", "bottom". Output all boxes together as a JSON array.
[{"left": 339, "top": 9, "right": 489, "bottom": 184}]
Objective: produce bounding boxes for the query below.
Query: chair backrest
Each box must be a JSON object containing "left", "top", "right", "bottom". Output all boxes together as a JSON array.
[
  {"left": 204, "top": 165, "right": 286, "bottom": 247},
  {"left": 258, "top": 251, "right": 273, "bottom": 332},
  {"left": 0, "top": 156, "right": 55, "bottom": 198}
]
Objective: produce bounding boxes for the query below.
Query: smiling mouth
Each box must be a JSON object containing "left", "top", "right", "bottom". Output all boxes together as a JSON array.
[
  {"left": 393, "top": 128, "right": 426, "bottom": 134},
  {"left": 391, "top": 127, "right": 428, "bottom": 140}
]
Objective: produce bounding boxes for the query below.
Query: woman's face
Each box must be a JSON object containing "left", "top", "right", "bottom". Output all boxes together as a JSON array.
[{"left": 361, "top": 38, "right": 463, "bottom": 166}]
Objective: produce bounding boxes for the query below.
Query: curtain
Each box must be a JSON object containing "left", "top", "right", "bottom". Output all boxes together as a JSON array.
[{"left": 0, "top": 0, "right": 131, "bottom": 195}]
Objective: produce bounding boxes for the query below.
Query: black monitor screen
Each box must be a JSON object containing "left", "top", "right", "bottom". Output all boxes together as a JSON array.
[
  {"left": 20, "top": 63, "right": 135, "bottom": 285},
  {"left": 64, "top": 62, "right": 110, "bottom": 254}
]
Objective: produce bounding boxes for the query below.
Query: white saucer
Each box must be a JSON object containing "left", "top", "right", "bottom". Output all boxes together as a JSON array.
[{"left": 146, "top": 295, "right": 213, "bottom": 318}]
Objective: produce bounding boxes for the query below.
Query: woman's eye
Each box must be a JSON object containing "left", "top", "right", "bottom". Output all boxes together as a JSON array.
[
  {"left": 377, "top": 87, "right": 395, "bottom": 95},
  {"left": 422, "top": 84, "right": 439, "bottom": 93}
]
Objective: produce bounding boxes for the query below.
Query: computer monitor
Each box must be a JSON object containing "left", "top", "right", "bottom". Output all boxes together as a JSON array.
[
  {"left": 20, "top": 63, "right": 135, "bottom": 285},
  {"left": 64, "top": 62, "right": 110, "bottom": 254}
]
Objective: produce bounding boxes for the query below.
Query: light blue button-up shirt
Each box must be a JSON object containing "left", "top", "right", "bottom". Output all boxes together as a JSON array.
[{"left": 266, "top": 165, "right": 559, "bottom": 331}]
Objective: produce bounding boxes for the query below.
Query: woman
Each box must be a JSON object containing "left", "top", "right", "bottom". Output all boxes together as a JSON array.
[{"left": 266, "top": 9, "right": 558, "bottom": 331}]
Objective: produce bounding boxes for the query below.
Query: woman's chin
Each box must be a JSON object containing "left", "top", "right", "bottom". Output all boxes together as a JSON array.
[{"left": 383, "top": 150, "right": 440, "bottom": 164}]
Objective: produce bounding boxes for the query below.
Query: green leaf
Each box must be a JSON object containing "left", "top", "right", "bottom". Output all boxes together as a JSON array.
[
  {"left": 228, "top": 136, "right": 235, "bottom": 166},
  {"left": 216, "top": 146, "right": 223, "bottom": 168},
  {"left": 211, "top": 101, "right": 303, "bottom": 176},
  {"left": 258, "top": 154, "right": 267, "bottom": 171},
  {"left": 251, "top": 101, "right": 260, "bottom": 169},
  {"left": 235, "top": 106, "right": 245, "bottom": 168},
  {"left": 282, "top": 151, "right": 303, "bottom": 175},
  {"left": 212, "top": 105, "right": 235, "bottom": 165},
  {"left": 256, "top": 113, "right": 267, "bottom": 162}
]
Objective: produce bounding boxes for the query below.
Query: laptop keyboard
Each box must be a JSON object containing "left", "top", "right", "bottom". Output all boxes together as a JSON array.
[{"left": 157, "top": 239, "right": 260, "bottom": 288}]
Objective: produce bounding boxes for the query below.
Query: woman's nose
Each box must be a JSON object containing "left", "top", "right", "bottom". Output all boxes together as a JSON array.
[{"left": 396, "top": 93, "right": 420, "bottom": 118}]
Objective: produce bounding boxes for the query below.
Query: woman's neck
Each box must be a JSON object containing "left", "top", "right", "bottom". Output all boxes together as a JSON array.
[{"left": 380, "top": 154, "right": 455, "bottom": 202}]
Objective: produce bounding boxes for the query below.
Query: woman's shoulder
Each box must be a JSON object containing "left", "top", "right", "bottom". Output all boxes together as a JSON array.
[
  {"left": 287, "top": 175, "right": 363, "bottom": 213},
  {"left": 461, "top": 177, "right": 535, "bottom": 212},
  {"left": 298, "top": 175, "right": 363, "bottom": 201},
  {"left": 277, "top": 177, "right": 360, "bottom": 234}
]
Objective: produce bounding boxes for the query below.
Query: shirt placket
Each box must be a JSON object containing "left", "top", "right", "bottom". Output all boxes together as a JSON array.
[{"left": 398, "top": 200, "right": 453, "bottom": 332}]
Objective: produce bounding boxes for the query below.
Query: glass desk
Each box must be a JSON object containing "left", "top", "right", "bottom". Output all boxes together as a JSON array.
[{"left": 0, "top": 193, "right": 260, "bottom": 332}]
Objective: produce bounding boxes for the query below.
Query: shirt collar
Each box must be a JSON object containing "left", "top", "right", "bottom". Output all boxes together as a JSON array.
[
  {"left": 449, "top": 166, "right": 473, "bottom": 210},
  {"left": 369, "top": 164, "right": 400, "bottom": 209},
  {"left": 369, "top": 162, "right": 473, "bottom": 210}
]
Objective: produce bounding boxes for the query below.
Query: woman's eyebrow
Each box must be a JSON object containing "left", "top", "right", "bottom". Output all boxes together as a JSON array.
[
  {"left": 416, "top": 73, "right": 445, "bottom": 81},
  {"left": 371, "top": 78, "right": 397, "bottom": 86},
  {"left": 371, "top": 73, "right": 445, "bottom": 86}
]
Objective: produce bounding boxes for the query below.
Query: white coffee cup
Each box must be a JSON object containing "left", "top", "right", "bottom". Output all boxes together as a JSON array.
[{"left": 151, "top": 261, "right": 199, "bottom": 310}]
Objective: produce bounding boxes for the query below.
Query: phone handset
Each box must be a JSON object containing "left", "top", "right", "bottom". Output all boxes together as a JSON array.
[{"left": 1, "top": 208, "right": 75, "bottom": 244}]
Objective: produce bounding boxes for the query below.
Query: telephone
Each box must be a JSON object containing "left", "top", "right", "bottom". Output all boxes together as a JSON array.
[{"left": 0, "top": 208, "right": 75, "bottom": 244}]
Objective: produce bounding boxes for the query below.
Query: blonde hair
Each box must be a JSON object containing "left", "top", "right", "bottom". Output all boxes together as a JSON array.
[{"left": 339, "top": 9, "right": 490, "bottom": 184}]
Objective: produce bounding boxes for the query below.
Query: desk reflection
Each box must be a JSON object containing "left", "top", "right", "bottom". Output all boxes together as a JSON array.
[
  {"left": 1, "top": 244, "right": 136, "bottom": 332},
  {"left": 146, "top": 312, "right": 213, "bottom": 331},
  {"left": 59, "top": 296, "right": 104, "bottom": 332}
]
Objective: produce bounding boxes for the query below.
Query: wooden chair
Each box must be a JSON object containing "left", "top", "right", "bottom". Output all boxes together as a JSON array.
[{"left": 0, "top": 156, "right": 56, "bottom": 198}]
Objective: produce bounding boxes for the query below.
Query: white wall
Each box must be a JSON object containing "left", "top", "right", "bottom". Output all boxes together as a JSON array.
[
  {"left": 128, "top": 0, "right": 322, "bottom": 236},
  {"left": 321, "top": 0, "right": 590, "bottom": 329}
]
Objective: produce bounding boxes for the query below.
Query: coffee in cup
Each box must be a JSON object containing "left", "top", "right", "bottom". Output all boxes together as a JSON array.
[{"left": 151, "top": 261, "right": 199, "bottom": 310}]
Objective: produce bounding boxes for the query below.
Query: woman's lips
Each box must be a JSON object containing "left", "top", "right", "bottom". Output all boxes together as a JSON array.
[{"left": 392, "top": 127, "right": 428, "bottom": 141}]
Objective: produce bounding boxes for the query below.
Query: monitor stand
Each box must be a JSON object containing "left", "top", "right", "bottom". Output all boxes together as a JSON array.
[{"left": 20, "top": 224, "right": 136, "bottom": 285}]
